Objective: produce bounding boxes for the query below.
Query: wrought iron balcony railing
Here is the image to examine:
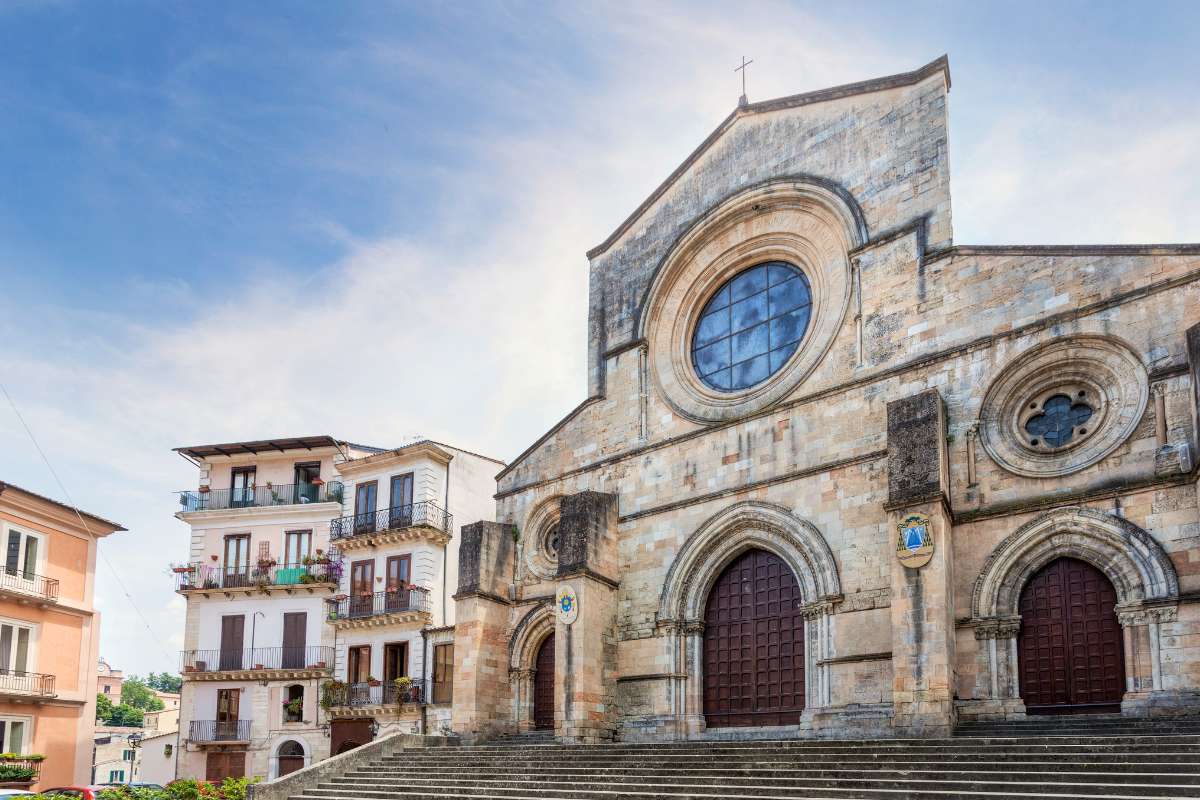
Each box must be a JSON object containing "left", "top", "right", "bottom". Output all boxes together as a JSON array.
[
  {"left": 0, "top": 568, "right": 59, "bottom": 602},
  {"left": 327, "top": 678, "right": 432, "bottom": 708},
  {"left": 0, "top": 756, "right": 41, "bottom": 784},
  {"left": 0, "top": 670, "right": 56, "bottom": 698},
  {"left": 189, "top": 719, "right": 250, "bottom": 742},
  {"left": 174, "top": 559, "right": 342, "bottom": 591},
  {"left": 178, "top": 481, "right": 344, "bottom": 512},
  {"left": 327, "top": 586, "right": 431, "bottom": 622},
  {"left": 329, "top": 501, "right": 452, "bottom": 541},
  {"left": 181, "top": 645, "right": 333, "bottom": 674}
]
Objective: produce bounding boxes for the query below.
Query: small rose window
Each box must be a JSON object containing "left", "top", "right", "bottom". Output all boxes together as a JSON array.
[
  {"left": 1021, "top": 388, "right": 1097, "bottom": 451},
  {"left": 543, "top": 523, "right": 560, "bottom": 560}
]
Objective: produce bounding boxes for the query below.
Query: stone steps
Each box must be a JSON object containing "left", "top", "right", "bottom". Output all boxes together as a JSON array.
[
  {"left": 954, "top": 715, "right": 1200, "bottom": 738},
  {"left": 288, "top": 732, "right": 1200, "bottom": 800}
]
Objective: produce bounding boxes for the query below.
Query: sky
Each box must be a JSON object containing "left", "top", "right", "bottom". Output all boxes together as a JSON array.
[{"left": 0, "top": 1, "right": 1198, "bottom": 676}]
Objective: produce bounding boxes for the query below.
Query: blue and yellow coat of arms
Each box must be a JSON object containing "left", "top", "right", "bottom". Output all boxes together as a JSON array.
[
  {"left": 896, "top": 514, "right": 934, "bottom": 568},
  {"left": 556, "top": 584, "right": 579, "bottom": 625}
]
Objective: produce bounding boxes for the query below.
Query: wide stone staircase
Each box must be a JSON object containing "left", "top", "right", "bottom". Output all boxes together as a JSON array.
[{"left": 290, "top": 721, "right": 1200, "bottom": 800}]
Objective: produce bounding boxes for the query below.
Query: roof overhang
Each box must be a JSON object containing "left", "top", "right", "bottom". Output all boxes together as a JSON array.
[{"left": 174, "top": 435, "right": 344, "bottom": 460}]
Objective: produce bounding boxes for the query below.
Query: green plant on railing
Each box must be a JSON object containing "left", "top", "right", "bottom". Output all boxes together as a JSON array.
[
  {"left": 320, "top": 679, "right": 347, "bottom": 709},
  {"left": 0, "top": 753, "right": 43, "bottom": 761},
  {"left": 393, "top": 675, "right": 414, "bottom": 703},
  {"left": 0, "top": 764, "right": 34, "bottom": 781}
]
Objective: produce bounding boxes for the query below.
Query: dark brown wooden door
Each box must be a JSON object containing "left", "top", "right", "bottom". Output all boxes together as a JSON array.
[
  {"left": 350, "top": 559, "right": 375, "bottom": 616},
  {"left": 281, "top": 612, "right": 306, "bottom": 668},
  {"left": 219, "top": 615, "right": 244, "bottom": 670},
  {"left": 533, "top": 634, "right": 555, "bottom": 730},
  {"left": 703, "top": 548, "right": 805, "bottom": 727},
  {"left": 385, "top": 555, "right": 411, "bottom": 611},
  {"left": 206, "top": 751, "right": 246, "bottom": 781},
  {"left": 331, "top": 719, "right": 374, "bottom": 754},
  {"left": 1018, "top": 557, "right": 1125, "bottom": 713}
]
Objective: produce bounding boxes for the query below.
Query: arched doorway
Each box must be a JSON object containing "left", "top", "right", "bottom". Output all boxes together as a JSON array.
[
  {"left": 703, "top": 548, "right": 805, "bottom": 727},
  {"left": 533, "top": 633, "right": 555, "bottom": 730},
  {"left": 276, "top": 740, "right": 305, "bottom": 777},
  {"left": 1018, "top": 557, "right": 1126, "bottom": 714}
]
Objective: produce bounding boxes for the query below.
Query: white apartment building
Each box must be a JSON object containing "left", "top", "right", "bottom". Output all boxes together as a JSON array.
[
  {"left": 322, "top": 440, "right": 500, "bottom": 753},
  {"left": 172, "top": 436, "right": 380, "bottom": 782},
  {"left": 172, "top": 435, "right": 501, "bottom": 779}
]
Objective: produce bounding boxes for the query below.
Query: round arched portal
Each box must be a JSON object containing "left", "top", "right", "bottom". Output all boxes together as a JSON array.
[
  {"left": 702, "top": 548, "right": 805, "bottom": 727},
  {"left": 1017, "top": 556, "right": 1126, "bottom": 714},
  {"left": 533, "top": 633, "right": 556, "bottom": 730},
  {"left": 276, "top": 740, "right": 306, "bottom": 777}
]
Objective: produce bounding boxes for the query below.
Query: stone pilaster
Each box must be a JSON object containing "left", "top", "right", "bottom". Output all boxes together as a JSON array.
[
  {"left": 886, "top": 389, "right": 956, "bottom": 736},
  {"left": 556, "top": 491, "right": 620, "bottom": 743},
  {"left": 452, "top": 521, "right": 515, "bottom": 741}
]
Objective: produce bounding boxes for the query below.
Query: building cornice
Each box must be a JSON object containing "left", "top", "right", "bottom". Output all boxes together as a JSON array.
[
  {"left": 174, "top": 502, "right": 341, "bottom": 525},
  {"left": 336, "top": 441, "right": 454, "bottom": 475}
]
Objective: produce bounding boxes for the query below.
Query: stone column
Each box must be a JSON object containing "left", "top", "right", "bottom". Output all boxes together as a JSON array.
[
  {"left": 555, "top": 491, "right": 620, "bottom": 744},
  {"left": 452, "top": 520, "right": 515, "bottom": 741},
  {"left": 886, "top": 389, "right": 957, "bottom": 737}
]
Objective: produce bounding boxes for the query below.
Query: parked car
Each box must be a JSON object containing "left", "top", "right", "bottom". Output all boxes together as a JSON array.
[
  {"left": 38, "top": 788, "right": 105, "bottom": 799},
  {"left": 0, "top": 790, "right": 37, "bottom": 798}
]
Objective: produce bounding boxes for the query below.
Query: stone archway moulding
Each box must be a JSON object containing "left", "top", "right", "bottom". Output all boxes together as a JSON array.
[
  {"left": 508, "top": 601, "right": 556, "bottom": 733},
  {"left": 968, "top": 506, "right": 1179, "bottom": 706},
  {"left": 656, "top": 501, "right": 843, "bottom": 734},
  {"left": 658, "top": 500, "right": 843, "bottom": 624},
  {"left": 971, "top": 506, "right": 1178, "bottom": 621},
  {"left": 509, "top": 601, "right": 555, "bottom": 672}
]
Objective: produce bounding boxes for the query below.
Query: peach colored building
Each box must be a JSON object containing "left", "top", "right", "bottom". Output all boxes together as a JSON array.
[
  {"left": 96, "top": 657, "right": 123, "bottom": 698},
  {"left": 0, "top": 481, "right": 124, "bottom": 791}
]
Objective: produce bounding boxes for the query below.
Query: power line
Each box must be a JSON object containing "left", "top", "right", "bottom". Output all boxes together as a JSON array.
[{"left": 0, "top": 382, "right": 175, "bottom": 668}]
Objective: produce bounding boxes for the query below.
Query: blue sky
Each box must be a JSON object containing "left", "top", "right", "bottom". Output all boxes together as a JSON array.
[{"left": 1, "top": 1, "right": 1198, "bottom": 675}]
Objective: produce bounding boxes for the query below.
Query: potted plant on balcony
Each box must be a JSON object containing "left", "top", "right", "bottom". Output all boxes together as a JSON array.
[
  {"left": 282, "top": 696, "right": 303, "bottom": 721},
  {"left": 320, "top": 679, "right": 346, "bottom": 710},
  {"left": 393, "top": 675, "right": 414, "bottom": 704},
  {"left": 366, "top": 675, "right": 381, "bottom": 687},
  {"left": 198, "top": 485, "right": 211, "bottom": 494}
]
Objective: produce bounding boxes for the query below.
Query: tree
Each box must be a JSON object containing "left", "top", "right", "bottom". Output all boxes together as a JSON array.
[
  {"left": 106, "top": 703, "right": 145, "bottom": 727},
  {"left": 96, "top": 692, "right": 115, "bottom": 722},
  {"left": 121, "top": 676, "right": 165, "bottom": 711},
  {"left": 144, "top": 671, "right": 183, "bottom": 694}
]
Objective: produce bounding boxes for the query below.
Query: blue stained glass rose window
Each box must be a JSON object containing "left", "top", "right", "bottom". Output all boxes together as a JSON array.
[{"left": 691, "top": 262, "right": 813, "bottom": 391}]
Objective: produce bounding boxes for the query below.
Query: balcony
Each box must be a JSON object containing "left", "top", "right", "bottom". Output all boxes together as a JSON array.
[
  {"left": 0, "top": 756, "right": 42, "bottom": 788},
  {"left": 0, "top": 670, "right": 56, "bottom": 702},
  {"left": 177, "top": 481, "right": 344, "bottom": 513},
  {"left": 326, "top": 587, "right": 431, "bottom": 629},
  {"left": 174, "top": 559, "right": 341, "bottom": 596},
  {"left": 189, "top": 719, "right": 250, "bottom": 743},
  {"left": 181, "top": 646, "right": 333, "bottom": 680},
  {"left": 0, "top": 568, "right": 59, "bottom": 605},
  {"left": 328, "top": 501, "right": 452, "bottom": 547},
  {"left": 323, "top": 678, "right": 442, "bottom": 715}
]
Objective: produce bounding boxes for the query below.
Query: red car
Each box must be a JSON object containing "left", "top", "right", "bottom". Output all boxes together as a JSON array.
[{"left": 37, "top": 788, "right": 106, "bottom": 799}]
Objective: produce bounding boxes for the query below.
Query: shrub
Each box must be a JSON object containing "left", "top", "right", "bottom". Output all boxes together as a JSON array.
[{"left": 0, "top": 763, "right": 34, "bottom": 781}]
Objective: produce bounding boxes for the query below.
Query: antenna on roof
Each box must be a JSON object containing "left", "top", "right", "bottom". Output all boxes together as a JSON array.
[{"left": 735, "top": 56, "right": 754, "bottom": 107}]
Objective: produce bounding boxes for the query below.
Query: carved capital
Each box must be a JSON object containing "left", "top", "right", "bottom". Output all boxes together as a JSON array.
[
  {"left": 798, "top": 600, "right": 836, "bottom": 620},
  {"left": 973, "top": 616, "right": 1021, "bottom": 640}
]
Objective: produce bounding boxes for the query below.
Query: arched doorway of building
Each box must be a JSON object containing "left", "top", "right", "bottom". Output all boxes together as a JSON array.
[
  {"left": 533, "top": 633, "right": 555, "bottom": 730},
  {"left": 276, "top": 740, "right": 305, "bottom": 777},
  {"left": 330, "top": 719, "right": 373, "bottom": 755},
  {"left": 702, "top": 548, "right": 805, "bottom": 727},
  {"left": 1018, "top": 556, "right": 1126, "bottom": 714}
]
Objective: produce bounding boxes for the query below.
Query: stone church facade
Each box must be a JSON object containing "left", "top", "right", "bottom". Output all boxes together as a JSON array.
[{"left": 451, "top": 56, "right": 1200, "bottom": 742}]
